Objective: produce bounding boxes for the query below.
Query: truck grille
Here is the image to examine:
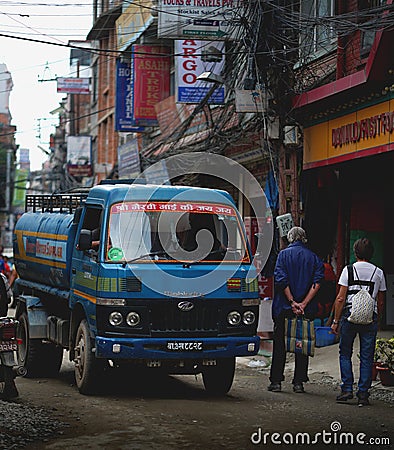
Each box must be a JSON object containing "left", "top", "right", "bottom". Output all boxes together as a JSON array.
[
  {"left": 119, "top": 277, "right": 142, "bottom": 292},
  {"left": 150, "top": 303, "right": 218, "bottom": 335}
]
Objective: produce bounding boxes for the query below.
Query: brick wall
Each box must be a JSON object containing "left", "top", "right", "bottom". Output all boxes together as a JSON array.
[
  {"left": 344, "top": 31, "right": 362, "bottom": 75},
  {"left": 338, "top": 0, "right": 364, "bottom": 77},
  {"left": 96, "top": 31, "right": 118, "bottom": 181}
]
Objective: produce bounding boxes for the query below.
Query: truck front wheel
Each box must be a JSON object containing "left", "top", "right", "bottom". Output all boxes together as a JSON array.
[
  {"left": 74, "top": 319, "right": 102, "bottom": 395},
  {"left": 202, "top": 357, "right": 235, "bottom": 396}
]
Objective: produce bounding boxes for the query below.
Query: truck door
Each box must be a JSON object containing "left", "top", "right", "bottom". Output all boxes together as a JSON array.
[{"left": 71, "top": 206, "right": 104, "bottom": 328}]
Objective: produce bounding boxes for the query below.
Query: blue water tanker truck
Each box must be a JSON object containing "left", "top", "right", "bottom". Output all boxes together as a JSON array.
[{"left": 13, "top": 181, "right": 260, "bottom": 395}]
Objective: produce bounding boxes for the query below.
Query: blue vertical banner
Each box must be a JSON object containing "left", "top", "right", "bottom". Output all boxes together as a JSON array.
[{"left": 115, "top": 60, "right": 144, "bottom": 132}]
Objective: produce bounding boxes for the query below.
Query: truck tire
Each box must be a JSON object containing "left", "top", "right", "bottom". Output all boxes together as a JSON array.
[
  {"left": 202, "top": 357, "right": 235, "bottom": 396},
  {"left": 74, "top": 319, "right": 102, "bottom": 395},
  {"left": 17, "top": 312, "right": 63, "bottom": 378}
]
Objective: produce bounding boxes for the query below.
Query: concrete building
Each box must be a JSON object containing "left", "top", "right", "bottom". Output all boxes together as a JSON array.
[{"left": 0, "top": 63, "right": 17, "bottom": 246}]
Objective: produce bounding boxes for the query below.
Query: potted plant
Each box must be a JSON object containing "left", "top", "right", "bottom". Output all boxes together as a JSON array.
[{"left": 374, "top": 337, "right": 394, "bottom": 386}]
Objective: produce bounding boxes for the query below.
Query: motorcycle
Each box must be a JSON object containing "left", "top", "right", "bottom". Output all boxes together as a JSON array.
[{"left": 0, "top": 317, "right": 26, "bottom": 399}]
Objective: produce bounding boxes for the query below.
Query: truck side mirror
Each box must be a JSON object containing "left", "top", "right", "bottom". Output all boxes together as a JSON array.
[{"left": 78, "top": 229, "right": 92, "bottom": 251}]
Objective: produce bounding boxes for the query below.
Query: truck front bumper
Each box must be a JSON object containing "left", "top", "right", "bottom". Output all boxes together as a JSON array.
[{"left": 95, "top": 335, "right": 260, "bottom": 359}]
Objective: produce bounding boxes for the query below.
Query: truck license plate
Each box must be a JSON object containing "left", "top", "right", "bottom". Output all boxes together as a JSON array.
[
  {"left": 0, "top": 341, "right": 18, "bottom": 352},
  {"left": 167, "top": 342, "right": 203, "bottom": 351}
]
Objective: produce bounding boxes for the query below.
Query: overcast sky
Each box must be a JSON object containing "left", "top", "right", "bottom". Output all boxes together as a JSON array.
[{"left": 0, "top": 0, "right": 92, "bottom": 170}]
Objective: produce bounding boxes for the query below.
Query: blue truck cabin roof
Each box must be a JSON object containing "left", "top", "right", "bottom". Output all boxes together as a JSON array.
[{"left": 85, "top": 183, "right": 237, "bottom": 208}]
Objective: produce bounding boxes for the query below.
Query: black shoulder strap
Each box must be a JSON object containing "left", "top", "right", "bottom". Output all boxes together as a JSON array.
[
  {"left": 347, "top": 264, "right": 354, "bottom": 284},
  {"left": 367, "top": 266, "right": 377, "bottom": 295},
  {"left": 347, "top": 264, "right": 358, "bottom": 297},
  {"left": 369, "top": 266, "right": 377, "bottom": 282},
  {"left": 348, "top": 264, "right": 377, "bottom": 296}
]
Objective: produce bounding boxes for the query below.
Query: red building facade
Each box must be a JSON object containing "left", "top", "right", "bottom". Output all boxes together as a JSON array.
[{"left": 293, "top": 3, "right": 394, "bottom": 327}]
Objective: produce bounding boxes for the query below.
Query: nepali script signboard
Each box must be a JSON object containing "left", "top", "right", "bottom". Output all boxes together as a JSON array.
[
  {"left": 158, "top": 0, "right": 242, "bottom": 40},
  {"left": 132, "top": 45, "right": 170, "bottom": 127},
  {"left": 66, "top": 135, "right": 92, "bottom": 177},
  {"left": 57, "top": 77, "right": 90, "bottom": 94}
]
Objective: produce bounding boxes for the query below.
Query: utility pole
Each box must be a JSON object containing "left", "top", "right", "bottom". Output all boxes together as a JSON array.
[
  {"left": 2, "top": 148, "right": 14, "bottom": 247},
  {"left": 5, "top": 149, "right": 12, "bottom": 215},
  {"left": 75, "top": 59, "right": 80, "bottom": 136}
]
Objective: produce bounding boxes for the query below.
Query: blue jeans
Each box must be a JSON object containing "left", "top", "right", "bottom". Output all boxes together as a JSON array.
[{"left": 339, "top": 311, "right": 378, "bottom": 395}]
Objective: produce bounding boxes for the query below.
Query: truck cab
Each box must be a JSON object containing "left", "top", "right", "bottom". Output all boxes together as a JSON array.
[{"left": 14, "top": 181, "right": 260, "bottom": 395}]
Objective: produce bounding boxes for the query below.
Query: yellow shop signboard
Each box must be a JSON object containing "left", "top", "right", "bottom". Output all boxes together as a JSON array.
[{"left": 303, "top": 99, "right": 394, "bottom": 169}]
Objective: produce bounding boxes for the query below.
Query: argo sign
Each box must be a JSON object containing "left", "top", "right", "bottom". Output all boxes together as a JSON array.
[{"left": 175, "top": 39, "right": 225, "bottom": 104}]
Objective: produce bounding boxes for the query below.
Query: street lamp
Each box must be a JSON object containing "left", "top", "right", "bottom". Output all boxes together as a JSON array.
[
  {"left": 191, "top": 71, "right": 225, "bottom": 115},
  {"left": 197, "top": 71, "right": 224, "bottom": 85}
]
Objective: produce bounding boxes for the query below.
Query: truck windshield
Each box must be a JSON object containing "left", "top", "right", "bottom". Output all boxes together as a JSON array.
[{"left": 106, "top": 201, "right": 250, "bottom": 263}]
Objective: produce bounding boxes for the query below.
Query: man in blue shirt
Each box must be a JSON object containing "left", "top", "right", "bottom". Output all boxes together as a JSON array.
[{"left": 268, "top": 227, "right": 324, "bottom": 394}]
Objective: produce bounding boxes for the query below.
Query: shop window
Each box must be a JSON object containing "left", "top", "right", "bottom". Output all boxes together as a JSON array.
[
  {"left": 286, "top": 197, "right": 292, "bottom": 213},
  {"left": 359, "top": 0, "right": 385, "bottom": 56},
  {"left": 361, "top": 31, "right": 376, "bottom": 54},
  {"left": 92, "top": 62, "right": 98, "bottom": 105},
  {"left": 285, "top": 151, "right": 291, "bottom": 170},
  {"left": 286, "top": 175, "right": 292, "bottom": 192}
]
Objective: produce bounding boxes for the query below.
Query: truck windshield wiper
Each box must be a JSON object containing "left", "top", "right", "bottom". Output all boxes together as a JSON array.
[{"left": 122, "top": 251, "right": 169, "bottom": 266}]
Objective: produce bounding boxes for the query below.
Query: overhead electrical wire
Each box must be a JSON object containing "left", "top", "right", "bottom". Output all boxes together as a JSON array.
[
  {"left": 1, "top": 1, "right": 392, "bottom": 59},
  {"left": 2, "top": 0, "right": 392, "bottom": 170},
  {"left": 0, "top": 105, "right": 114, "bottom": 138},
  {"left": 143, "top": 0, "right": 393, "bottom": 169}
]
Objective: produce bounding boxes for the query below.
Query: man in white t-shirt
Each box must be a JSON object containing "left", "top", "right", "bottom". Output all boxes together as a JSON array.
[{"left": 331, "top": 238, "right": 386, "bottom": 406}]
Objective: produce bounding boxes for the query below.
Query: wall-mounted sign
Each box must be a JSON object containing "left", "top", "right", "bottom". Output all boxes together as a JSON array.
[
  {"left": 12, "top": 168, "right": 29, "bottom": 209},
  {"left": 235, "top": 89, "right": 267, "bottom": 113},
  {"left": 66, "top": 135, "right": 92, "bottom": 177},
  {"left": 57, "top": 77, "right": 90, "bottom": 94},
  {"left": 115, "top": 60, "right": 144, "bottom": 132},
  {"left": 132, "top": 45, "right": 170, "bottom": 126},
  {"left": 304, "top": 99, "right": 394, "bottom": 169},
  {"left": 276, "top": 213, "right": 294, "bottom": 238},
  {"left": 143, "top": 160, "right": 170, "bottom": 185},
  {"left": 175, "top": 40, "right": 225, "bottom": 104},
  {"left": 158, "top": 0, "right": 242, "bottom": 40},
  {"left": 332, "top": 110, "right": 394, "bottom": 148},
  {"left": 117, "top": 137, "right": 141, "bottom": 178}
]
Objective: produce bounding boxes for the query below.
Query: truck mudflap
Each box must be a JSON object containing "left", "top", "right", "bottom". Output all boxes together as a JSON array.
[{"left": 95, "top": 336, "right": 260, "bottom": 359}]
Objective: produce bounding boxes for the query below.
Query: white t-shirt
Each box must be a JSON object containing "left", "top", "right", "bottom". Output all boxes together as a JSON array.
[{"left": 338, "top": 261, "right": 387, "bottom": 313}]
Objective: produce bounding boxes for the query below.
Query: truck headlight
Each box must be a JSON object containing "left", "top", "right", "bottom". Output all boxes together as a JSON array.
[
  {"left": 126, "top": 312, "right": 141, "bottom": 327},
  {"left": 109, "top": 311, "right": 123, "bottom": 326},
  {"left": 227, "top": 311, "right": 241, "bottom": 326},
  {"left": 243, "top": 310, "right": 256, "bottom": 325}
]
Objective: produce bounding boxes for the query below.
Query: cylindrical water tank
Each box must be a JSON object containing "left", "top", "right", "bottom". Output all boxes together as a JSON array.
[{"left": 13, "top": 212, "right": 77, "bottom": 289}]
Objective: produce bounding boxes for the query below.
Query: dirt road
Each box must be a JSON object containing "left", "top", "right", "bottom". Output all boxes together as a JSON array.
[{"left": 7, "top": 353, "right": 392, "bottom": 450}]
